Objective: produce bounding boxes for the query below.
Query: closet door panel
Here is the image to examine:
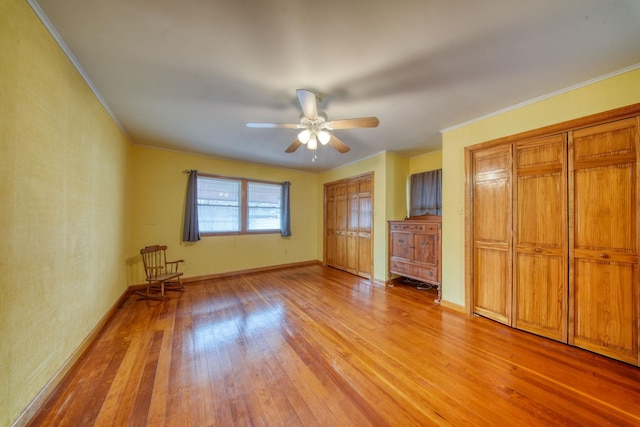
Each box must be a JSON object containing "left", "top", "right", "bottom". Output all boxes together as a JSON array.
[
  {"left": 570, "top": 117, "right": 639, "bottom": 364},
  {"left": 573, "top": 259, "right": 637, "bottom": 364},
  {"left": 474, "top": 180, "right": 511, "bottom": 243},
  {"left": 357, "top": 193, "right": 372, "bottom": 278},
  {"left": 474, "top": 247, "right": 510, "bottom": 324},
  {"left": 357, "top": 235, "right": 372, "bottom": 278},
  {"left": 335, "top": 187, "right": 348, "bottom": 270},
  {"left": 515, "top": 253, "right": 565, "bottom": 340},
  {"left": 325, "top": 185, "right": 337, "bottom": 266},
  {"left": 473, "top": 145, "right": 513, "bottom": 325},
  {"left": 516, "top": 174, "right": 564, "bottom": 247},
  {"left": 346, "top": 191, "right": 358, "bottom": 273},
  {"left": 574, "top": 166, "right": 635, "bottom": 251},
  {"left": 514, "top": 135, "right": 568, "bottom": 341},
  {"left": 573, "top": 119, "right": 637, "bottom": 160}
]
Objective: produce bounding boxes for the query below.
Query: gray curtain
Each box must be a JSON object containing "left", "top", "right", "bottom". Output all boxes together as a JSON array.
[
  {"left": 280, "top": 181, "right": 291, "bottom": 237},
  {"left": 183, "top": 170, "right": 201, "bottom": 242},
  {"left": 410, "top": 169, "right": 442, "bottom": 216}
]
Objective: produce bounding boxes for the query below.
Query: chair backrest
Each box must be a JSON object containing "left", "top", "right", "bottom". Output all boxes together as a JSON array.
[{"left": 140, "top": 245, "right": 168, "bottom": 280}]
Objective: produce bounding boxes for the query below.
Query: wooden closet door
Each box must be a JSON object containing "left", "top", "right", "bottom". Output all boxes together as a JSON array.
[
  {"left": 346, "top": 181, "right": 359, "bottom": 274},
  {"left": 514, "top": 135, "right": 568, "bottom": 342},
  {"left": 325, "top": 184, "right": 337, "bottom": 266},
  {"left": 334, "top": 183, "right": 348, "bottom": 270},
  {"left": 473, "top": 145, "right": 513, "bottom": 325},
  {"left": 357, "top": 178, "right": 373, "bottom": 279},
  {"left": 569, "top": 117, "right": 639, "bottom": 365}
]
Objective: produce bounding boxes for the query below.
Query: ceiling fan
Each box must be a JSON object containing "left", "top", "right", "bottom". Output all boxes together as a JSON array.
[{"left": 246, "top": 89, "right": 379, "bottom": 154}]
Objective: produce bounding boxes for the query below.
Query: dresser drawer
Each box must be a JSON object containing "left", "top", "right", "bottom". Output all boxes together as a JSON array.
[
  {"left": 411, "top": 265, "right": 439, "bottom": 282},
  {"left": 389, "top": 260, "right": 412, "bottom": 275},
  {"left": 424, "top": 224, "right": 440, "bottom": 233},
  {"left": 400, "top": 223, "right": 426, "bottom": 231},
  {"left": 390, "top": 222, "right": 440, "bottom": 233},
  {"left": 390, "top": 261, "right": 439, "bottom": 284}
]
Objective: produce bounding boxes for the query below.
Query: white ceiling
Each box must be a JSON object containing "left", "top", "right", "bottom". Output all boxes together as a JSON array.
[{"left": 32, "top": 0, "right": 640, "bottom": 172}]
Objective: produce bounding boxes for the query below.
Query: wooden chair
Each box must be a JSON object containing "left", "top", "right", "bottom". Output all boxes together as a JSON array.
[{"left": 137, "top": 245, "right": 185, "bottom": 299}]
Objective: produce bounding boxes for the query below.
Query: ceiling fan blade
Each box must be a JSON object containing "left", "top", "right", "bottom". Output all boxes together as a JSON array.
[
  {"left": 246, "top": 122, "right": 299, "bottom": 128},
  {"left": 328, "top": 134, "right": 350, "bottom": 153},
  {"left": 296, "top": 89, "right": 318, "bottom": 120},
  {"left": 327, "top": 117, "right": 380, "bottom": 129},
  {"left": 285, "top": 139, "right": 302, "bottom": 153}
]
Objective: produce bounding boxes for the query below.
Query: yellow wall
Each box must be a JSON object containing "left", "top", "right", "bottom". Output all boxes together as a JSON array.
[
  {"left": 129, "top": 146, "right": 318, "bottom": 283},
  {"left": 386, "top": 153, "right": 410, "bottom": 222},
  {"left": 409, "top": 150, "right": 442, "bottom": 174},
  {"left": 441, "top": 67, "right": 640, "bottom": 307},
  {"left": 0, "top": 1, "right": 132, "bottom": 425}
]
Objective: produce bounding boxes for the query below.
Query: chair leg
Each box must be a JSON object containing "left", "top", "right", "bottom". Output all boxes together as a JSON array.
[{"left": 165, "top": 277, "right": 185, "bottom": 292}]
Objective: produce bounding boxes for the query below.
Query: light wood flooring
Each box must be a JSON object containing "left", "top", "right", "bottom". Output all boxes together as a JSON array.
[{"left": 28, "top": 265, "right": 640, "bottom": 426}]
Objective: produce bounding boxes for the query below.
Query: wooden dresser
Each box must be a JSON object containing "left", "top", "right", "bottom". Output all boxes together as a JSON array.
[{"left": 388, "top": 216, "right": 442, "bottom": 302}]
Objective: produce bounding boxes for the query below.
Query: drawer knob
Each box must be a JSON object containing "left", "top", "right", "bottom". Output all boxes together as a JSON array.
[{"left": 599, "top": 253, "right": 609, "bottom": 259}]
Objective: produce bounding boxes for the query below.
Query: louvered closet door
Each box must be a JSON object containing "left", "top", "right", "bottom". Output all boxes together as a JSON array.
[
  {"left": 514, "top": 135, "right": 568, "bottom": 342},
  {"left": 357, "top": 178, "right": 372, "bottom": 279},
  {"left": 569, "top": 117, "right": 639, "bottom": 365},
  {"left": 325, "top": 184, "right": 337, "bottom": 266},
  {"left": 334, "top": 183, "right": 348, "bottom": 270},
  {"left": 473, "top": 144, "right": 513, "bottom": 325},
  {"left": 346, "top": 181, "right": 359, "bottom": 274}
]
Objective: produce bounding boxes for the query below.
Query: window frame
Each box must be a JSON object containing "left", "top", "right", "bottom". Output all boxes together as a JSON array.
[{"left": 197, "top": 173, "right": 283, "bottom": 236}]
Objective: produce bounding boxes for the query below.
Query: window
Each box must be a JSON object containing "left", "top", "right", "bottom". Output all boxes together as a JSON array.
[
  {"left": 409, "top": 169, "right": 442, "bottom": 217},
  {"left": 197, "top": 177, "right": 241, "bottom": 232},
  {"left": 197, "top": 175, "right": 282, "bottom": 234},
  {"left": 247, "top": 182, "right": 281, "bottom": 230}
]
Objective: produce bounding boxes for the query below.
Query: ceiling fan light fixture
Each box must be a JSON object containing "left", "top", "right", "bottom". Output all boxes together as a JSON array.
[
  {"left": 298, "top": 129, "right": 311, "bottom": 144},
  {"left": 317, "top": 130, "right": 331, "bottom": 145},
  {"left": 307, "top": 134, "right": 318, "bottom": 150}
]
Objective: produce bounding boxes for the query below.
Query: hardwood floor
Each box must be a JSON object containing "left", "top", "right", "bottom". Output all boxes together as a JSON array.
[{"left": 28, "top": 265, "right": 640, "bottom": 426}]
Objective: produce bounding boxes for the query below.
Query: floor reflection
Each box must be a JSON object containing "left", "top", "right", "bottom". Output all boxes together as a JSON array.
[{"left": 192, "top": 302, "right": 284, "bottom": 353}]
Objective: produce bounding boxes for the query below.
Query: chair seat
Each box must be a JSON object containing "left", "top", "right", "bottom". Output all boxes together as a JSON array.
[{"left": 147, "top": 272, "right": 183, "bottom": 283}]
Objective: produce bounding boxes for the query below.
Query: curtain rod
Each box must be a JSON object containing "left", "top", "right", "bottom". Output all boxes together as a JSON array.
[{"left": 183, "top": 170, "right": 289, "bottom": 186}]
